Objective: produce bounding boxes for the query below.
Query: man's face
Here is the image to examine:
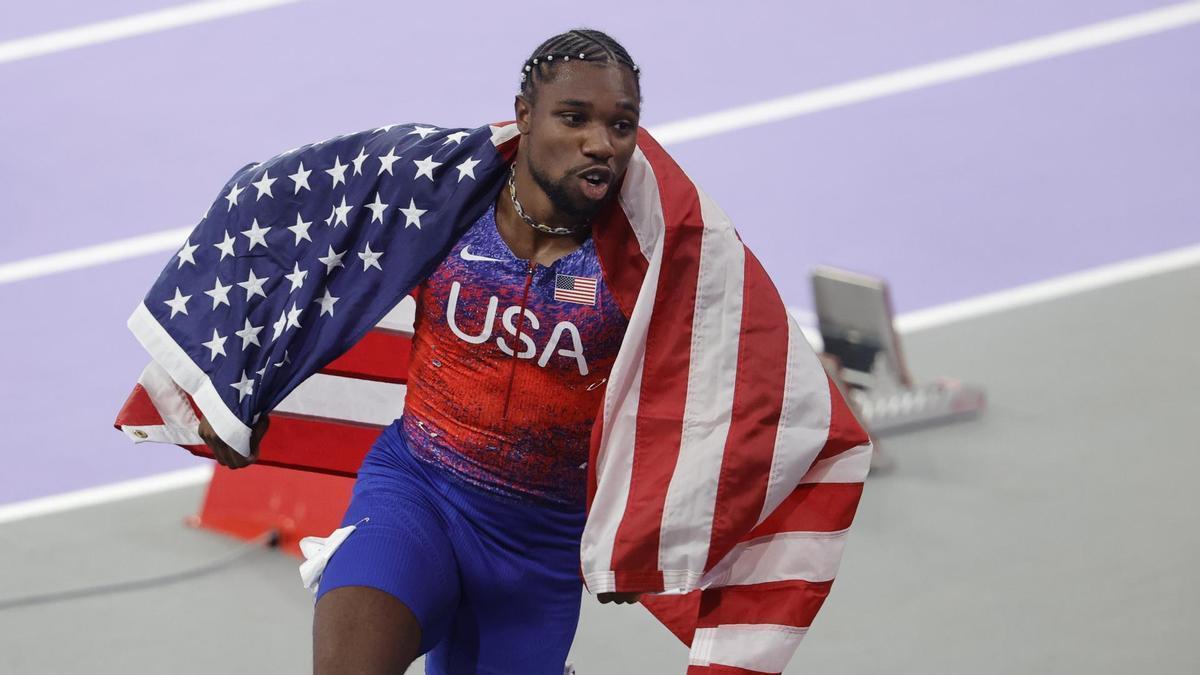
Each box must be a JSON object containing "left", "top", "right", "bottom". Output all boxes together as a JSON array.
[{"left": 516, "top": 61, "right": 641, "bottom": 222}]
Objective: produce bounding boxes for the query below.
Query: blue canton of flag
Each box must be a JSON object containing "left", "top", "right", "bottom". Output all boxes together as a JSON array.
[
  {"left": 553, "top": 273, "right": 597, "bottom": 305},
  {"left": 129, "top": 123, "right": 509, "bottom": 442}
]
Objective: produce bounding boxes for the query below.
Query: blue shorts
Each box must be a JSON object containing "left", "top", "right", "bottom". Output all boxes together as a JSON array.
[{"left": 315, "top": 421, "right": 587, "bottom": 674}]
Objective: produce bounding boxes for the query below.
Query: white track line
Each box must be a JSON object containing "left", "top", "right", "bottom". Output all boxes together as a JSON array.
[
  {"left": 2, "top": 2, "right": 1198, "bottom": 286},
  {"left": 0, "top": 227, "right": 192, "bottom": 284},
  {"left": 4, "top": 243, "right": 1197, "bottom": 524},
  {"left": 0, "top": 0, "right": 306, "bottom": 65},
  {"left": 894, "top": 242, "right": 1200, "bottom": 333},
  {"left": 0, "top": 466, "right": 212, "bottom": 525},
  {"left": 652, "top": 1, "right": 1200, "bottom": 145}
]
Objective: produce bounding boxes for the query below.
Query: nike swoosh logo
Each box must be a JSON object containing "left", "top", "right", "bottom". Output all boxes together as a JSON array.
[{"left": 460, "top": 245, "right": 503, "bottom": 262}]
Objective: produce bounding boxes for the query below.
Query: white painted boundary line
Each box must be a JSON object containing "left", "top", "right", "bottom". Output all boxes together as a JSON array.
[
  {"left": 3, "top": 2, "right": 1199, "bottom": 286},
  {"left": 0, "top": 0, "right": 306, "bottom": 65},
  {"left": 652, "top": 1, "right": 1200, "bottom": 145},
  {"left": 4, "top": 242, "right": 1198, "bottom": 525},
  {"left": 0, "top": 466, "right": 212, "bottom": 525},
  {"left": 894, "top": 242, "right": 1200, "bottom": 333},
  {"left": 0, "top": 227, "right": 192, "bottom": 284}
]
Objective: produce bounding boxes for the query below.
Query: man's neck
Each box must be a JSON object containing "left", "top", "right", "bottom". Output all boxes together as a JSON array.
[{"left": 494, "top": 178, "right": 589, "bottom": 267}]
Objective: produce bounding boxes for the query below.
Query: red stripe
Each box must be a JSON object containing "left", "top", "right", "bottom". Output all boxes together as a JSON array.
[
  {"left": 815, "top": 378, "right": 871, "bottom": 461},
  {"left": 113, "top": 384, "right": 165, "bottom": 428},
  {"left": 610, "top": 132, "right": 705, "bottom": 592},
  {"left": 320, "top": 329, "right": 412, "bottom": 384},
  {"left": 697, "top": 579, "right": 833, "bottom": 630},
  {"left": 747, "top": 482, "right": 865, "bottom": 538},
  {"left": 704, "top": 250, "right": 789, "bottom": 570},
  {"left": 688, "top": 665, "right": 775, "bottom": 675},
  {"left": 592, "top": 193, "right": 647, "bottom": 320},
  {"left": 256, "top": 413, "right": 382, "bottom": 476}
]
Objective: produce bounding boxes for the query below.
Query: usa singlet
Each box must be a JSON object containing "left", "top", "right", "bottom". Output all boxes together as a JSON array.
[{"left": 400, "top": 204, "right": 629, "bottom": 508}]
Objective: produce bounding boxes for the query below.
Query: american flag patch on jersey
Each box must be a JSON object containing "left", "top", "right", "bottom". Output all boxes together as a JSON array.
[{"left": 554, "top": 273, "right": 597, "bottom": 305}]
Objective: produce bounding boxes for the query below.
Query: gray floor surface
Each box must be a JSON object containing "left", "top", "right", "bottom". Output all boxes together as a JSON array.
[{"left": 2, "top": 263, "right": 1196, "bottom": 674}]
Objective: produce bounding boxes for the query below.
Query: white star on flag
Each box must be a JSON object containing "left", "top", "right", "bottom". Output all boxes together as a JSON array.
[
  {"left": 230, "top": 370, "right": 255, "bottom": 402},
  {"left": 332, "top": 196, "right": 354, "bottom": 227},
  {"left": 237, "top": 269, "right": 269, "bottom": 300},
  {"left": 455, "top": 157, "right": 480, "bottom": 182},
  {"left": 289, "top": 162, "right": 312, "bottom": 194},
  {"left": 377, "top": 147, "right": 400, "bottom": 175},
  {"left": 234, "top": 318, "right": 264, "bottom": 349},
  {"left": 351, "top": 148, "right": 369, "bottom": 176},
  {"left": 358, "top": 242, "right": 383, "bottom": 271},
  {"left": 164, "top": 287, "right": 191, "bottom": 318},
  {"left": 241, "top": 218, "right": 272, "bottom": 251},
  {"left": 408, "top": 125, "right": 438, "bottom": 139},
  {"left": 318, "top": 246, "right": 346, "bottom": 272},
  {"left": 271, "top": 309, "right": 288, "bottom": 340},
  {"left": 316, "top": 289, "right": 339, "bottom": 316},
  {"left": 285, "top": 262, "right": 308, "bottom": 292},
  {"left": 443, "top": 131, "right": 470, "bottom": 145},
  {"left": 400, "top": 198, "right": 427, "bottom": 229},
  {"left": 365, "top": 193, "right": 389, "bottom": 223},
  {"left": 224, "top": 183, "right": 244, "bottom": 210},
  {"left": 252, "top": 171, "right": 276, "bottom": 200},
  {"left": 288, "top": 213, "right": 313, "bottom": 244},
  {"left": 213, "top": 230, "right": 236, "bottom": 260},
  {"left": 201, "top": 329, "right": 228, "bottom": 361},
  {"left": 205, "top": 276, "right": 233, "bottom": 309},
  {"left": 326, "top": 156, "right": 349, "bottom": 187},
  {"left": 413, "top": 155, "right": 442, "bottom": 181},
  {"left": 286, "top": 303, "right": 303, "bottom": 330},
  {"left": 176, "top": 240, "right": 199, "bottom": 268}
]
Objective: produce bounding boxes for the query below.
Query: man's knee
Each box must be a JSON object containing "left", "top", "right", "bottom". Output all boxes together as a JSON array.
[{"left": 314, "top": 586, "right": 422, "bottom": 675}]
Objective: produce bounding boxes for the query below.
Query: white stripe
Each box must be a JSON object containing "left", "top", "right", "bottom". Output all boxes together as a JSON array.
[
  {"left": 6, "top": 4, "right": 1198, "bottom": 286},
  {"left": 0, "top": 0, "right": 306, "bottom": 65},
  {"left": 580, "top": 160, "right": 668, "bottom": 593},
  {"left": 374, "top": 296, "right": 416, "bottom": 335},
  {"left": 657, "top": 187, "right": 744, "bottom": 583},
  {"left": 615, "top": 146, "right": 664, "bottom": 262},
  {"left": 690, "top": 624, "right": 807, "bottom": 672},
  {"left": 275, "top": 373, "right": 405, "bottom": 427},
  {"left": 703, "top": 529, "right": 850, "bottom": 589},
  {"left": 799, "top": 442, "right": 873, "bottom": 485},
  {"left": 650, "top": 1, "right": 1200, "bottom": 145},
  {"left": 0, "top": 467, "right": 212, "bottom": 525},
  {"left": 118, "top": 362, "right": 205, "bottom": 446},
  {"left": 758, "top": 316, "right": 833, "bottom": 525},
  {"left": 127, "top": 302, "right": 252, "bottom": 454}
]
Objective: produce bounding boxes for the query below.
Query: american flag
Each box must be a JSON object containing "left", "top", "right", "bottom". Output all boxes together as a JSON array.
[
  {"left": 116, "top": 122, "right": 872, "bottom": 674},
  {"left": 554, "top": 273, "right": 598, "bottom": 305}
]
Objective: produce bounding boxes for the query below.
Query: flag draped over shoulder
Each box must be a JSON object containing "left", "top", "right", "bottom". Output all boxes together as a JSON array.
[{"left": 115, "top": 121, "right": 872, "bottom": 674}]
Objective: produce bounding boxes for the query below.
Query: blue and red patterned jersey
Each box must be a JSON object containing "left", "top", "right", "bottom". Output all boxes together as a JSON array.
[{"left": 401, "top": 205, "right": 629, "bottom": 508}]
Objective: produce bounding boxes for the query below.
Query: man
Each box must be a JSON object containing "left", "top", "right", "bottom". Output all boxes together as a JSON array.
[
  {"left": 201, "top": 29, "right": 649, "bottom": 674},
  {"left": 124, "top": 26, "right": 871, "bottom": 675}
]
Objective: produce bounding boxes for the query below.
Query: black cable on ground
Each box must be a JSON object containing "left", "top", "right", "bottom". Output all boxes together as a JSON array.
[{"left": 0, "top": 529, "right": 281, "bottom": 611}]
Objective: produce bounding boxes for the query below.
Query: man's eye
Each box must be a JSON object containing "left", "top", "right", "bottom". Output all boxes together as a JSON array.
[
  {"left": 614, "top": 120, "right": 636, "bottom": 133},
  {"left": 561, "top": 113, "right": 583, "bottom": 125}
]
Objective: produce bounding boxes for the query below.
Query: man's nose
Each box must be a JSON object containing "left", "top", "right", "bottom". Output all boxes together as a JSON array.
[{"left": 581, "top": 124, "right": 614, "bottom": 161}]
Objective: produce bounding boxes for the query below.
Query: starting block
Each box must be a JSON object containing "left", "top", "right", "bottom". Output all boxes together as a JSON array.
[{"left": 812, "top": 266, "right": 985, "bottom": 435}]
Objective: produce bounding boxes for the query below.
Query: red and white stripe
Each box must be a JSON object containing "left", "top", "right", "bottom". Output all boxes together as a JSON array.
[{"left": 577, "top": 130, "right": 873, "bottom": 674}]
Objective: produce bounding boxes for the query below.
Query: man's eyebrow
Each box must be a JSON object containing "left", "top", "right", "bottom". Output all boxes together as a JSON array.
[{"left": 556, "top": 98, "right": 641, "bottom": 115}]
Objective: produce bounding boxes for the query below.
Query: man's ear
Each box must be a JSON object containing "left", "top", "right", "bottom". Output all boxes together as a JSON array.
[{"left": 515, "top": 95, "right": 532, "bottom": 135}]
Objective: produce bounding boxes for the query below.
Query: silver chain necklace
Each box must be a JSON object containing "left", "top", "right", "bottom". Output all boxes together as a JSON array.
[{"left": 508, "top": 166, "right": 582, "bottom": 236}]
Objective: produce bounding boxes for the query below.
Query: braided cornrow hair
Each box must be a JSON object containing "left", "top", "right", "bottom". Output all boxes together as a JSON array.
[{"left": 519, "top": 28, "right": 641, "bottom": 102}]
